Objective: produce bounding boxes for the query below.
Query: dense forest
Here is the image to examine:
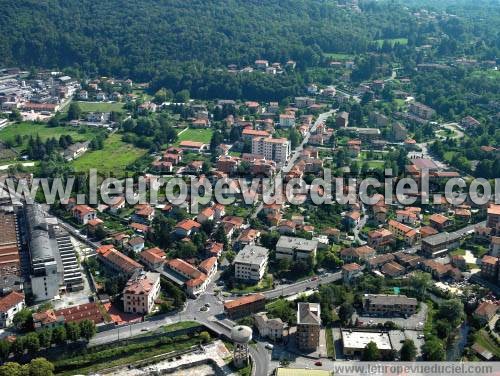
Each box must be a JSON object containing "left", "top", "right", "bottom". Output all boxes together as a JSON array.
[{"left": 0, "top": 0, "right": 499, "bottom": 101}]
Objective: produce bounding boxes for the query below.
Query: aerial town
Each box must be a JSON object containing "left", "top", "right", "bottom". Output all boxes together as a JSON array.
[{"left": 0, "top": 0, "right": 500, "bottom": 375}]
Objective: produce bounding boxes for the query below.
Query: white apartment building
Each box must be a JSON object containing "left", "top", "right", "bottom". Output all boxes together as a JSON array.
[
  {"left": 279, "top": 113, "right": 296, "bottom": 128},
  {"left": 234, "top": 245, "right": 269, "bottom": 282},
  {"left": 275, "top": 236, "right": 318, "bottom": 262},
  {"left": 252, "top": 137, "right": 291, "bottom": 164},
  {"left": 123, "top": 272, "right": 160, "bottom": 314}
]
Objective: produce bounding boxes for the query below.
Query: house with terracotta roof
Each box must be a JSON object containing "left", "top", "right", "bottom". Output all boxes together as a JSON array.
[
  {"left": 133, "top": 204, "right": 155, "bottom": 223},
  {"left": 166, "top": 258, "right": 208, "bottom": 297},
  {"left": 224, "top": 293, "right": 266, "bottom": 319},
  {"left": 481, "top": 255, "right": 499, "bottom": 281},
  {"left": 126, "top": 236, "right": 145, "bottom": 253},
  {"left": 108, "top": 196, "right": 126, "bottom": 214},
  {"left": 235, "top": 229, "right": 261, "bottom": 250},
  {"left": 53, "top": 302, "right": 105, "bottom": 325},
  {"left": 32, "top": 309, "right": 64, "bottom": 331},
  {"left": 429, "top": 214, "right": 452, "bottom": 231},
  {"left": 197, "top": 207, "right": 215, "bottom": 224},
  {"left": 174, "top": 219, "right": 201, "bottom": 238},
  {"left": 199, "top": 257, "right": 217, "bottom": 279},
  {"left": 420, "top": 225, "right": 438, "bottom": 238},
  {"left": 473, "top": 301, "right": 498, "bottom": 325},
  {"left": 340, "top": 246, "right": 376, "bottom": 264},
  {"left": 0, "top": 291, "right": 24, "bottom": 328},
  {"left": 72, "top": 205, "right": 97, "bottom": 225},
  {"left": 367, "top": 229, "right": 393, "bottom": 251},
  {"left": 139, "top": 247, "right": 166, "bottom": 270},
  {"left": 381, "top": 261, "right": 406, "bottom": 277},
  {"left": 388, "top": 220, "right": 420, "bottom": 246},
  {"left": 179, "top": 140, "right": 206, "bottom": 153},
  {"left": 344, "top": 210, "right": 361, "bottom": 228},
  {"left": 342, "top": 263, "right": 363, "bottom": 284},
  {"left": 96, "top": 245, "right": 143, "bottom": 276},
  {"left": 123, "top": 272, "right": 160, "bottom": 314},
  {"left": 206, "top": 242, "right": 224, "bottom": 258}
]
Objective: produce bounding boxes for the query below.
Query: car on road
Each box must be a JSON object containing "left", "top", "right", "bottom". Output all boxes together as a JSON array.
[
  {"left": 311, "top": 276, "right": 319, "bottom": 281},
  {"left": 200, "top": 306, "right": 209, "bottom": 312},
  {"left": 141, "top": 327, "right": 150, "bottom": 332},
  {"left": 205, "top": 303, "right": 210, "bottom": 307},
  {"left": 315, "top": 361, "right": 322, "bottom": 366},
  {"left": 265, "top": 343, "right": 274, "bottom": 350}
]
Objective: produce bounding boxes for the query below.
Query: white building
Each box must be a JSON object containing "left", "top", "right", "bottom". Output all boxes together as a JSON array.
[
  {"left": 275, "top": 236, "right": 318, "bottom": 262},
  {"left": 0, "top": 291, "right": 25, "bottom": 328},
  {"left": 341, "top": 329, "right": 393, "bottom": 357},
  {"left": 234, "top": 245, "right": 269, "bottom": 282},
  {"left": 254, "top": 312, "right": 286, "bottom": 341},
  {"left": 279, "top": 113, "right": 296, "bottom": 128},
  {"left": 123, "top": 272, "right": 160, "bottom": 314},
  {"left": 251, "top": 137, "right": 291, "bottom": 164}
]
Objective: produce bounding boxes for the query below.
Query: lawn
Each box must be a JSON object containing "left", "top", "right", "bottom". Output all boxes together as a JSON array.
[
  {"left": 73, "top": 101, "right": 126, "bottom": 113},
  {"left": 374, "top": 38, "right": 408, "bottom": 47},
  {"left": 323, "top": 52, "right": 354, "bottom": 61},
  {"left": 53, "top": 335, "right": 205, "bottom": 375},
  {"left": 325, "top": 327, "right": 335, "bottom": 358},
  {"left": 0, "top": 122, "right": 99, "bottom": 151},
  {"left": 175, "top": 128, "right": 214, "bottom": 144},
  {"left": 163, "top": 321, "right": 200, "bottom": 333},
  {"left": 72, "top": 133, "right": 147, "bottom": 176},
  {"left": 475, "top": 330, "right": 500, "bottom": 358},
  {"left": 231, "top": 274, "right": 273, "bottom": 294}
]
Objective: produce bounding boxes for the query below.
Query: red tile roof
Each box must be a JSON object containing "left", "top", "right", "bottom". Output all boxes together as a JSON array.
[
  {"left": 0, "top": 291, "right": 24, "bottom": 313},
  {"left": 224, "top": 293, "right": 265, "bottom": 310}
]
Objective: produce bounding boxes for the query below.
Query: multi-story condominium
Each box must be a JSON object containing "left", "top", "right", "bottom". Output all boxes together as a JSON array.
[
  {"left": 251, "top": 137, "right": 291, "bottom": 164},
  {"left": 275, "top": 236, "right": 318, "bottom": 262},
  {"left": 362, "top": 294, "right": 417, "bottom": 317},
  {"left": 408, "top": 102, "right": 436, "bottom": 120},
  {"left": 279, "top": 113, "right": 296, "bottom": 128},
  {"left": 421, "top": 232, "right": 461, "bottom": 258},
  {"left": 123, "top": 272, "right": 160, "bottom": 314},
  {"left": 234, "top": 245, "right": 269, "bottom": 282},
  {"left": 297, "top": 302, "right": 321, "bottom": 351}
]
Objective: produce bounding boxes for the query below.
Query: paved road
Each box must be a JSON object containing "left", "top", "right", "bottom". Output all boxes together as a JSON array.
[
  {"left": 263, "top": 272, "right": 342, "bottom": 299},
  {"left": 282, "top": 110, "right": 335, "bottom": 173}
]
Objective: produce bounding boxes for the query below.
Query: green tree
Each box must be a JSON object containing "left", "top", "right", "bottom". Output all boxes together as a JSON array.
[
  {"left": 67, "top": 102, "right": 82, "bottom": 121},
  {"left": 51, "top": 326, "right": 66, "bottom": 345},
  {"left": 65, "top": 322, "right": 81, "bottom": 342},
  {"left": 0, "top": 362, "right": 25, "bottom": 376},
  {"left": 362, "top": 341, "right": 380, "bottom": 361},
  {"left": 422, "top": 337, "right": 445, "bottom": 360},
  {"left": 438, "top": 299, "right": 464, "bottom": 327},
  {"left": 79, "top": 320, "right": 96, "bottom": 341},
  {"left": 10, "top": 337, "right": 24, "bottom": 358},
  {"left": 174, "top": 90, "right": 190, "bottom": 103},
  {"left": 0, "top": 340, "right": 10, "bottom": 362},
  {"left": 13, "top": 308, "right": 33, "bottom": 332},
  {"left": 400, "top": 339, "right": 417, "bottom": 361},
  {"left": 24, "top": 333, "right": 40, "bottom": 355},
  {"left": 37, "top": 329, "right": 52, "bottom": 349},
  {"left": 338, "top": 302, "right": 354, "bottom": 325},
  {"left": 199, "top": 331, "right": 211, "bottom": 343},
  {"left": 28, "top": 358, "right": 54, "bottom": 376},
  {"left": 410, "top": 272, "right": 431, "bottom": 298}
]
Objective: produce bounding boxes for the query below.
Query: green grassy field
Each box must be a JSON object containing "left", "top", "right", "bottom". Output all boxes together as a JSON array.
[
  {"left": 175, "top": 128, "right": 213, "bottom": 144},
  {"left": 74, "top": 101, "right": 126, "bottom": 113},
  {"left": 475, "top": 330, "right": 500, "bottom": 358},
  {"left": 0, "top": 122, "right": 99, "bottom": 151},
  {"left": 326, "top": 327, "right": 335, "bottom": 358},
  {"left": 323, "top": 52, "right": 354, "bottom": 60},
  {"left": 375, "top": 38, "right": 408, "bottom": 47},
  {"left": 71, "top": 133, "right": 146, "bottom": 176}
]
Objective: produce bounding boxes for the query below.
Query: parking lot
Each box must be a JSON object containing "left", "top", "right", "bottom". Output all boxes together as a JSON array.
[{"left": 353, "top": 302, "right": 427, "bottom": 331}]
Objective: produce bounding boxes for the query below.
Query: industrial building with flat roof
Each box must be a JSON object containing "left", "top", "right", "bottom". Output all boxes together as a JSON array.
[{"left": 341, "top": 329, "right": 393, "bottom": 357}]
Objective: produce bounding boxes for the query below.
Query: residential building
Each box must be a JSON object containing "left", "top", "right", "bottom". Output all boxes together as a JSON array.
[
  {"left": 126, "top": 236, "right": 145, "bottom": 253},
  {"left": 429, "top": 214, "right": 451, "bottom": 231},
  {"left": 481, "top": 255, "right": 499, "bottom": 281},
  {"left": 275, "top": 236, "right": 318, "bottom": 262},
  {"left": 388, "top": 220, "right": 420, "bottom": 246},
  {"left": 96, "top": 245, "right": 143, "bottom": 276},
  {"left": 336, "top": 111, "right": 349, "bottom": 128},
  {"left": 0, "top": 291, "right": 24, "bottom": 328},
  {"left": 139, "top": 247, "right": 166, "bottom": 270},
  {"left": 367, "top": 229, "right": 393, "bottom": 251},
  {"left": 296, "top": 302, "right": 321, "bottom": 351},
  {"left": 174, "top": 219, "right": 201, "bottom": 238},
  {"left": 473, "top": 301, "right": 498, "bottom": 325},
  {"left": 165, "top": 258, "right": 208, "bottom": 297},
  {"left": 234, "top": 245, "right": 269, "bottom": 282},
  {"left": 72, "top": 205, "right": 97, "bottom": 225},
  {"left": 224, "top": 293, "right": 266, "bottom": 319},
  {"left": 199, "top": 256, "right": 218, "bottom": 279},
  {"left": 254, "top": 312, "right": 286, "bottom": 342},
  {"left": 409, "top": 102, "right": 435, "bottom": 119},
  {"left": 487, "top": 204, "right": 500, "bottom": 230},
  {"left": 362, "top": 294, "right": 417, "bottom": 317},
  {"left": 342, "top": 263, "right": 362, "bottom": 284},
  {"left": 340, "top": 246, "right": 376, "bottom": 263},
  {"left": 123, "top": 271, "right": 161, "bottom": 314},
  {"left": 251, "top": 137, "right": 291, "bottom": 164},
  {"left": 421, "top": 232, "right": 461, "bottom": 258},
  {"left": 279, "top": 113, "right": 295, "bottom": 128}
]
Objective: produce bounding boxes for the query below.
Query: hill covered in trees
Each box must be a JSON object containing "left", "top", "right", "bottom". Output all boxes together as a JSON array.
[{"left": 0, "top": 0, "right": 427, "bottom": 77}]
